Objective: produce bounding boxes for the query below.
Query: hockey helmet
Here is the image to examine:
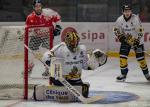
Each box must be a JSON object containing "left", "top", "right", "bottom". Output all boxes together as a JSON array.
[
  {"left": 122, "top": 4, "right": 132, "bottom": 11},
  {"left": 61, "top": 27, "right": 78, "bottom": 41},
  {"left": 64, "top": 31, "right": 80, "bottom": 52},
  {"left": 33, "top": 0, "right": 42, "bottom": 6}
]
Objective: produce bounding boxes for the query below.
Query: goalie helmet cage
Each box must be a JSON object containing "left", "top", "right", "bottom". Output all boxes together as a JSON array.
[
  {"left": 24, "top": 25, "right": 53, "bottom": 99},
  {"left": 0, "top": 25, "right": 53, "bottom": 100}
]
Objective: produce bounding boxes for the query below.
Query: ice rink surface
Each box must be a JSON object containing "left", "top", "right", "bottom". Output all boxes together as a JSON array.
[{"left": 0, "top": 57, "right": 150, "bottom": 107}]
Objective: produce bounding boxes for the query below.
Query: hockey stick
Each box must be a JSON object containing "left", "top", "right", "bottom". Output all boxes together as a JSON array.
[
  {"left": 60, "top": 77, "right": 101, "bottom": 104},
  {"left": 24, "top": 44, "right": 102, "bottom": 104},
  {"left": 144, "top": 51, "right": 150, "bottom": 57},
  {"left": 131, "top": 46, "right": 150, "bottom": 57},
  {"left": 24, "top": 44, "right": 48, "bottom": 67}
]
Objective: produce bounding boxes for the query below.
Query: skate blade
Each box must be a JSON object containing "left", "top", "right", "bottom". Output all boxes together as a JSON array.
[
  {"left": 116, "top": 79, "right": 126, "bottom": 82},
  {"left": 42, "top": 76, "right": 49, "bottom": 79}
]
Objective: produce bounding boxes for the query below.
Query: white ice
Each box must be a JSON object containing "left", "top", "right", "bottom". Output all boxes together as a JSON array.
[{"left": 0, "top": 57, "right": 150, "bottom": 107}]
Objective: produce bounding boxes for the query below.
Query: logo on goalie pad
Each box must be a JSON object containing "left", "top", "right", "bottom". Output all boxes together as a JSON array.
[
  {"left": 45, "top": 87, "right": 70, "bottom": 101},
  {"left": 34, "top": 85, "right": 81, "bottom": 102},
  {"left": 46, "top": 90, "right": 68, "bottom": 96},
  {"left": 45, "top": 88, "right": 78, "bottom": 101}
]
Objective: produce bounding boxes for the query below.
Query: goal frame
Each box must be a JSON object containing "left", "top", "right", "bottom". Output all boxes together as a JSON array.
[{"left": 24, "top": 25, "right": 53, "bottom": 99}]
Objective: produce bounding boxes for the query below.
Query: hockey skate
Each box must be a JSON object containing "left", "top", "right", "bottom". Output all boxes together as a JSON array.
[
  {"left": 116, "top": 75, "right": 126, "bottom": 82},
  {"left": 42, "top": 69, "right": 50, "bottom": 79},
  {"left": 144, "top": 74, "right": 150, "bottom": 82}
]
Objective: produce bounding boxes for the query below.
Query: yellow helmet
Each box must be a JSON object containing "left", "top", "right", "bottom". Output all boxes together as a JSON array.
[{"left": 64, "top": 32, "right": 80, "bottom": 52}]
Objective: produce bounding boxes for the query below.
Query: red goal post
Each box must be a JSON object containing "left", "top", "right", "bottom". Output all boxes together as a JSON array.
[{"left": 24, "top": 25, "right": 54, "bottom": 99}]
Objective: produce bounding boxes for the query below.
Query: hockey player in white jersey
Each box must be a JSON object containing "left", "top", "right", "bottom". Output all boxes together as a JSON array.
[
  {"left": 36, "top": 27, "right": 107, "bottom": 101},
  {"left": 113, "top": 4, "right": 150, "bottom": 82}
]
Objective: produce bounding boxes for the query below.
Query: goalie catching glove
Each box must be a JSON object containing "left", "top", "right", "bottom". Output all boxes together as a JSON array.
[{"left": 87, "top": 49, "right": 107, "bottom": 70}]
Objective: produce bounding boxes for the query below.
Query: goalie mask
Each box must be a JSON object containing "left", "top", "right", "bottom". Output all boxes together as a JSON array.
[{"left": 64, "top": 32, "right": 80, "bottom": 53}]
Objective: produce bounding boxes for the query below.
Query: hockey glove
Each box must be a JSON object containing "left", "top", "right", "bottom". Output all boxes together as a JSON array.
[
  {"left": 133, "top": 39, "right": 140, "bottom": 47},
  {"left": 53, "top": 25, "right": 62, "bottom": 36},
  {"left": 113, "top": 28, "right": 126, "bottom": 44},
  {"left": 126, "top": 34, "right": 140, "bottom": 47},
  {"left": 126, "top": 34, "right": 134, "bottom": 46},
  {"left": 118, "top": 34, "right": 126, "bottom": 44}
]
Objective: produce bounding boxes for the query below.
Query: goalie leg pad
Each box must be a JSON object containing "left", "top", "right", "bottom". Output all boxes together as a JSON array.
[
  {"left": 33, "top": 84, "right": 46, "bottom": 101},
  {"left": 33, "top": 84, "right": 83, "bottom": 102}
]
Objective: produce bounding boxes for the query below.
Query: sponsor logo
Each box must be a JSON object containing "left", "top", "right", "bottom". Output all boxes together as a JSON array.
[
  {"left": 46, "top": 95, "right": 55, "bottom": 100},
  {"left": 81, "top": 30, "right": 105, "bottom": 42},
  {"left": 45, "top": 90, "right": 69, "bottom": 101},
  {"left": 122, "top": 28, "right": 135, "bottom": 31},
  {"left": 65, "top": 60, "right": 83, "bottom": 65},
  {"left": 46, "top": 90, "right": 68, "bottom": 96},
  {"left": 56, "top": 96, "right": 69, "bottom": 100}
]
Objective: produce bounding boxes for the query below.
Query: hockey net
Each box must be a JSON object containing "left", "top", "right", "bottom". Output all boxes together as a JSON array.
[{"left": 0, "top": 25, "right": 53, "bottom": 100}]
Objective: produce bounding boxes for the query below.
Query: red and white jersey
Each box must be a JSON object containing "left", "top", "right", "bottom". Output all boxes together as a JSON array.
[
  {"left": 42, "top": 8, "right": 61, "bottom": 27},
  {"left": 43, "top": 42, "right": 89, "bottom": 80},
  {"left": 26, "top": 8, "right": 61, "bottom": 27},
  {"left": 25, "top": 8, "right": 61, "bottom": 39}
]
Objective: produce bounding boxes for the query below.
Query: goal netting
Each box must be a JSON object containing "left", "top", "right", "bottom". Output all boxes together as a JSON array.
[{"left": 0, "top": 25, "right": 53, "bottom": 100}]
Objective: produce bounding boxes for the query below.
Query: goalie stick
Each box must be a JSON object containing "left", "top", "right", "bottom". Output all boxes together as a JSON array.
[
  {"left": 143, "top": 51, "right": 150, "bottom": 57},
  {"left": 24, "top": 44, "right": 102, "bottom": 104}
]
